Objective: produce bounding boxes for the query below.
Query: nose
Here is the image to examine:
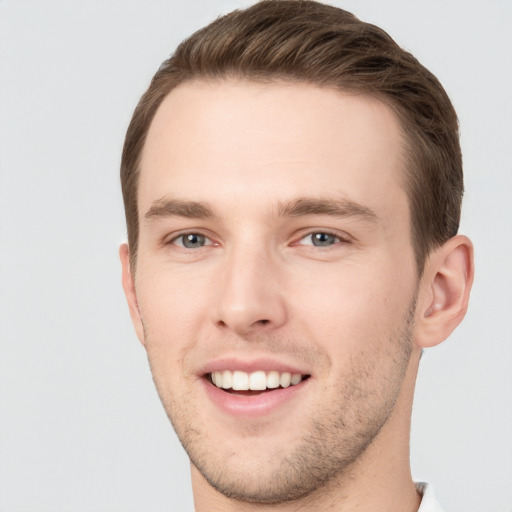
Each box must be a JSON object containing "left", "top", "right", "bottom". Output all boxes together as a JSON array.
[{"left": 214, "top": 244, "right": 287, "bottom": 336}]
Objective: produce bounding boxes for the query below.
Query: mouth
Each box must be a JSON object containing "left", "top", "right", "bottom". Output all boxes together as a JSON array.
[
  {"left": 208, "top": 370, "right": 310, "bottom": 395},
  {"left": 200, "top": 359, "right": 312, "bottom": 416}
]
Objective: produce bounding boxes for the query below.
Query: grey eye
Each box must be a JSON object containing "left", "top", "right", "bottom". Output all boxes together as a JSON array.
[
  {"left": 311, "top": 232, "right": 338, "bottom": 246},
  {"left": 179, "top": 233, "right": 207, "bottom": 248}
]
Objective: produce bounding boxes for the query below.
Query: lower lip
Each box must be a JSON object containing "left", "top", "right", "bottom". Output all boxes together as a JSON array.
[{"left": 201, "top": 378, "right": 309, "bottom": 418}]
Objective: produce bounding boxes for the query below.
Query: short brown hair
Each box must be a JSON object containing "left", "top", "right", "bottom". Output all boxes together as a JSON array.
[{"left": 121, "top": 0, "right": 462, "bottom": 273}]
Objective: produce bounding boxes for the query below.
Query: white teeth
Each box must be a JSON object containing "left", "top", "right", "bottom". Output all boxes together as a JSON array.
[
  {"left": 249, "top": 371, "right": 267, "bottom": 390},
  {"left": 266, "top": 370, "right": 280, "bottom": 389},
  {"left": 210, "top": 370, "right": 305, "bottom": 391},
  {"left": 291, "top": 373, "right": 302, "bottom": 385},
  {"left": 280, "top": 372, "right": 291, "bottom": 388},
  {"left": 221, "top": 370, "right": 232, "bottom": 389},
  {"left": 232, "top": 370, "right": 249, "bottom": 390},
  {"left": 213, "top": 371, "right": 222, "bottom": 387}
]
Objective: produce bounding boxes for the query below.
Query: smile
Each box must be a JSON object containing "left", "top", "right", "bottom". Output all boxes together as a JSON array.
[
  {"left": 210, "top": 370, "right": 306, "bottom": 391},
  {"left": 201, "top": 360, "right": 312, "bottom": 416}
]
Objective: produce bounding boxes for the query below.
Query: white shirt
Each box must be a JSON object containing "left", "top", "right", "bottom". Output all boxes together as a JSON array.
[{"left": 417, "top": 482, "right": 445, "bottom": 512}]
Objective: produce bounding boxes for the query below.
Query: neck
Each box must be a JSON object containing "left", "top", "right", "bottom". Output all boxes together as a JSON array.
[{"left": 192, "top": 350, "right": 422, "bottom": 512}]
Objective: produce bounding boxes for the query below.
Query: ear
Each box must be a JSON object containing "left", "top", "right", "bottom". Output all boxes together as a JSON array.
[
  {"left": 119, "top": 243, "right": 146, "bottom": 346},
  {"left": 415, "top": 235, "right": 474, "bottom": 348}
]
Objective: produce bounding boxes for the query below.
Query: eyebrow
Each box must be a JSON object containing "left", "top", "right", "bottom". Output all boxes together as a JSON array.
[
  {"left": 144, "top": 198, "right": 215, "bottom": 221},
  {"left": 143, "top": 196, "right": 377, "bottom": 223},
  {"left": 277, "top": 197, "right": 378, "bottom": 222}
]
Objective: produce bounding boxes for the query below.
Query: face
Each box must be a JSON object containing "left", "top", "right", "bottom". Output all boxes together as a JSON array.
[{"left": 125, "top": 80, "right": 420, "bottom": 504}]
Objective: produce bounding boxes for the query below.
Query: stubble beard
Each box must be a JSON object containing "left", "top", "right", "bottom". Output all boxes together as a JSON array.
[{"left": 146, "top": 300, "right": 416, "bottom": 506}]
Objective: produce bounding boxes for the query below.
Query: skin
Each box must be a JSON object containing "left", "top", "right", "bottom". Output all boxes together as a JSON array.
[{"left": 120, "top": 80, "right": 473, "bottom": 511}]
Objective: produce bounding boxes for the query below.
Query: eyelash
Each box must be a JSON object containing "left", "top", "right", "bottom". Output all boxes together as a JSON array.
[
  {"left": 169, "top": 232, "right": 214, "bottom": 249},
  {"left": 166, "top": 230, "right": 350, "bottom": 250},
  {"left": 295, "top": 230, "right": 349, "bottom": 248}
]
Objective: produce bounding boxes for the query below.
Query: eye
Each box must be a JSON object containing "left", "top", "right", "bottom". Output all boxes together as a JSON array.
[
  {"left": 300, "top": 232, "right": 344, "bottom": 247},
  {"left": 172, "top": 233, "right": 211, "bottom": 249}
]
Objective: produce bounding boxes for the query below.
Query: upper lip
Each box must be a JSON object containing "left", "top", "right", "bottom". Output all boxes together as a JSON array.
[{"left": 198, "top": 357, "right": 311, "bottom": 377}]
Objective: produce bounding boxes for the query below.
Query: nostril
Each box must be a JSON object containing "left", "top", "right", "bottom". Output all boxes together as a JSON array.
[{"left": 215, "top": 313, "right": 278, "bottom": 334}]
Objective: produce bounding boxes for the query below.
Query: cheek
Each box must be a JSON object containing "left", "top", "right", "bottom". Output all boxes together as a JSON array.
[
  {"left": 136, "top": 270, "right": 207, "bottom": 404},
  {"left": 138, "top": 259, "right": 209, "bottom": 315},
  {"left": 288, "top": 257, "right": 415, "bottom": 351},
  {"left": 135, "top": 263, "right": 213, "bottom": 361}
]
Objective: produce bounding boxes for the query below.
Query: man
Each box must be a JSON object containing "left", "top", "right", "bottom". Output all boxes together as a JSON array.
[{"left": 119, "top": 1, "right": 473, "bottom": 510}]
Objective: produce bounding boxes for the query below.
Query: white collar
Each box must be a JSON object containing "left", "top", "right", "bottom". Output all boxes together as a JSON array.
[{"left": 416, "top": 482, "right": 445, "bottom": 512}]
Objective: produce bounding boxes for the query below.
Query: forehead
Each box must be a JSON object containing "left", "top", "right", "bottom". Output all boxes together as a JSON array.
[{"left": 139, "top": 79, "right": 408, "bottom": 220}]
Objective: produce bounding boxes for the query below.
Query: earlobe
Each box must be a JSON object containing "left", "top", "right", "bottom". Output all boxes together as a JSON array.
[
  {"left": 119, "top": 243, "right": 146, "bottom": 346},
  {"left": 415, "top": 235, "right": 474, "bottom": 348}
]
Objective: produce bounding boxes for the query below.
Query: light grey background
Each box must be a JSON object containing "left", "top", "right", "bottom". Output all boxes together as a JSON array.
[{"left": 1, "top": 1, "right": 511, "bottom": 511}]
